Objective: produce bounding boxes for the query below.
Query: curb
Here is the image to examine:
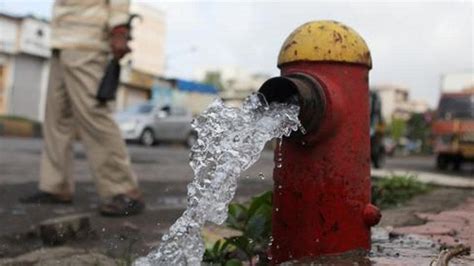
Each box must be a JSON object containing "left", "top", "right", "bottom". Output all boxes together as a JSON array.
[{"left": 372, "top": 168, "right": 474, "bottom": 188}]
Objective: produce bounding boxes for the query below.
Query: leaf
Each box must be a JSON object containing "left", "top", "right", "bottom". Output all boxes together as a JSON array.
[
  {"left": 225, "top": 259, "right": 243, "bottom": 266},
  {"left": 227, "top": 203, "right": 248, "bottom": 230},
  {"left": 247, "top": 191, "right": 272, "bottom": 219},
  {"left": 212, "top": 240, "right": 222, "bottom": 255},
  {"left": 203, "top": 248, "right": 213, "bottom": 262},
  {"left": 245, "top": 204, "right": 272, "bottom": 241},
  {"left": 227, "top": 236, "right": 250, "bottom": 252},
  {"left": 204, "top": 191, "right": 275, "bottom": 264},
  {"left": 220, "top": 239, "right": 232, "bottom": 253}
]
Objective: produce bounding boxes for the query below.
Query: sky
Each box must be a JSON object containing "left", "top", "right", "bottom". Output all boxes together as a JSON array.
[{"left": 0, "top": 0, "right": 472, "bottom": 107}]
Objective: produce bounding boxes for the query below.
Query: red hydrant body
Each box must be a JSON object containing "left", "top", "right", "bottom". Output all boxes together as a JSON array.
[{"left": 259, "top": 21, "right": 381, "bottom": 264}]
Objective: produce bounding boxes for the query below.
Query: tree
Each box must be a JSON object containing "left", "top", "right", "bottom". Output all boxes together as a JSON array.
[
  {"left": 406, "top": 113, "right": 432, "bottom": 153},
  {"left": 389, "top": 118, "right": 407, "bottom": 142}
]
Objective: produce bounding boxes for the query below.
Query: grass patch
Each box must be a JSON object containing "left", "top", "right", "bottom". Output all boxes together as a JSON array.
[
  {"left": 372, "top": 174, "right": 430, "bottom": 209},
  {"left": 0, "top": 115, "right": 38, "bottom": 123}
]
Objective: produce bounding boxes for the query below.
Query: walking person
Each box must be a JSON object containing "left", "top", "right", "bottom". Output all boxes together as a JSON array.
[{"left": 20, "top": 0, "right": 144, "bottom": 216}]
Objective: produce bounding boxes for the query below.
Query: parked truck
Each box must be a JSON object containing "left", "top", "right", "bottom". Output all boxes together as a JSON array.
[{"left": 432, "top": 73, "right": 474, "bottom": 170}]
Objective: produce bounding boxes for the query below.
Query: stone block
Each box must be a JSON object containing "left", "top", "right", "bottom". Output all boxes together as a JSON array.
[{"left": 39, "top": 214, "right": 91, "bottom": 245}]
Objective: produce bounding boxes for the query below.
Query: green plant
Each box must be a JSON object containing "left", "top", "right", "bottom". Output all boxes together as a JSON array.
[
  {"left": 389, "top": 118, "right": 407, "bottom": 142},
  {"left": 203, "top": 191, "right": 273, "bottom": 266},
  {"left": 0, "top": 115, "right": 39, "bottom": 123},
  {"left": 203, "top": 240, "right": 241, "bottom": 266},
  {"left": 372, "top": 174, "right": 430, "bottom": 209},
  {"left": 406, "top": 113, "right": 432, "bottom": 154}
]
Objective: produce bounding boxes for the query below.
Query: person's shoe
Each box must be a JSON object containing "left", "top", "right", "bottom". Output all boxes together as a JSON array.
[
  {"left": 19, "top": 191, "right": 72, "bottom": 204},
  {"left": 99, "top": 194, "right": 145, "bottom": 217}
]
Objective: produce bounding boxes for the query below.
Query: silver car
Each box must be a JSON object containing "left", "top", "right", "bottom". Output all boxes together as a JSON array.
[{"left": 114, "top": 102, "right": 196, "bottom": 147}]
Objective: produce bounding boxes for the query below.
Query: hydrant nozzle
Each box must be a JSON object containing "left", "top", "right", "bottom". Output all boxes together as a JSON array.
[{"left": 259, "top": 73, "right": 326, "bottom": 137}]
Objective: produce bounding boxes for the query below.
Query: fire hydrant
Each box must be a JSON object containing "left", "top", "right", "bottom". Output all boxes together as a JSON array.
[{"left": 258, "top": 21, "right": 381, "bottom": 264}]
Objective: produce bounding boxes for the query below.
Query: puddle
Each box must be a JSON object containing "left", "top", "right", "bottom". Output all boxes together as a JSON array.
[
  {"left": 280, "top": 228, "right": 443, "bottom": 265},
  {"left": 370, "top": 227, "right": 440, "bottom": 265}
]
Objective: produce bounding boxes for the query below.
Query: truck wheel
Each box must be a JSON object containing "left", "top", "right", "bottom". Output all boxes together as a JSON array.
[
  {"left": 140, "top": 128, "right": 155, "bottom": 147},
  {"left": 436, "top": 154, "right": 449, "bottom": 170},
  {"left": 452, "top": 156, "right": 463, "bottom": 171}
]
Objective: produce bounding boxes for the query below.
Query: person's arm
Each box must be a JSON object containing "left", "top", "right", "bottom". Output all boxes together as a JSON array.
[{"left": 108, "top": 0, "right": 131, "bottom": 59}]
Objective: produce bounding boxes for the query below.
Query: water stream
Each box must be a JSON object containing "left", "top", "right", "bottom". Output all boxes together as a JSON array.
[{"left": 135, "top": 93, "right": 301, "bottom": 265}]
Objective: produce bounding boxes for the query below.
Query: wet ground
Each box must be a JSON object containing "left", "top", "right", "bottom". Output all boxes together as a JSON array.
[
  {"left": 1, "top": 137, "right": 473, "bottom": 264},
  {"left": 1, "top": 185, "right": 472, "bottom": 264},
  {"left": 0, "top": 137, "right": 276, "bottom": 261},
  {"left": 0, "top": 179, "right": 273, "bottom": 259},
  {"left": 370, "top": 228, "right": 440, "bottom": 265}
]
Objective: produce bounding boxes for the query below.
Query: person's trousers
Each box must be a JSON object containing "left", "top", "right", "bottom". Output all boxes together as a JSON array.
[{"left": 39, "top": 49, "right": 138, "bottom": 199}]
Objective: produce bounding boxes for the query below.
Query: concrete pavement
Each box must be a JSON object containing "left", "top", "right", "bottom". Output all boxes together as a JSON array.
[
  {"left": 372, "top": 155, "right": 473, "bottom": 188},
  {"left": 390, "top": 197, "right": 474, "bottom": 248},
  {"left": 372, "top": 168, "right": 474, "bottom": 188}
]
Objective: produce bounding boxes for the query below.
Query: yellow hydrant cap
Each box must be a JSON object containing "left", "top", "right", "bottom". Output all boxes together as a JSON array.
[{"left": 278, "top": 20, "right": 372, "bottom": 69}]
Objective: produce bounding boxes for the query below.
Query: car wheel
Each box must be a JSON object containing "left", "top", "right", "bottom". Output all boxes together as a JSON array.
[
  {"left": 140, "top": 129, "right": 155, "bottom": 147},
  {"left": 185, "top": 132, "right": 198, "bottom": 148}
]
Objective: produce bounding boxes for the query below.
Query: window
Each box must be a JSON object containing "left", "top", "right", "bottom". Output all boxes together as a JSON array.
[{"left": 438, "top": 95, "right": 474, "bottom": 120}]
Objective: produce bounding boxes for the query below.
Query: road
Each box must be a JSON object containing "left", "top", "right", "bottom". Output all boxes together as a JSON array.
[
  {"left": 0, "top": 137, "right": 275, "bottom": 184},
  {"left": 382, "top": 155, "right": 474, "bottom": 178},
  {"left": 2, "top": 136, "right": 471, "bottom": 185}
]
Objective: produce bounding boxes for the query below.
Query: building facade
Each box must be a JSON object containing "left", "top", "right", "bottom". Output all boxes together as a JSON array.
[
  {"left": 151, "top": 78, "right": 218, "bottom": 115},
  {"left": 115, "top": 3, "right": 167, "bottom": 111},
  {"left": 0, "top": 13, "right": 50, "bottom": 121},
  {"left": 1, "top": 2, "right": 168, "bottom": 119},
  {"left": 195, "top": 66, "right": 270, "bottom": 107},
  {"left": 1, "top": 4, "right": 222, "bottom": 120},
  {"left": 373, "top": 85, "right": 430, "bottom": 123}
]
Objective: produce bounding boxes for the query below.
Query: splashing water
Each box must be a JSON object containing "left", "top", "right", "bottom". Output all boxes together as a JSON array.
[{"left": 135, "top": 93, "right": 301, "bottom": 266}]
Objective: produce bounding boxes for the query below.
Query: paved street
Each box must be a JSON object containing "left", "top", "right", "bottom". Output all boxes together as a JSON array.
[
  {"left": 381, "top": 155, "right": 474, "bottom": 178},
  {"left": 2, "top": 137, "right": 472, "bottom": 185},
  {"left": 0, "top": 136, "right": 276, "bottom": 184}
]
